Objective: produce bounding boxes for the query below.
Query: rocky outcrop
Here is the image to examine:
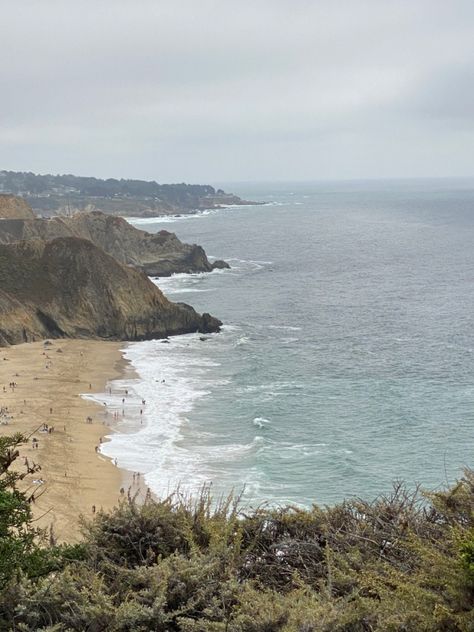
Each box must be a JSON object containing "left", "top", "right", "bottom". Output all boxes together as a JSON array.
[
  {"left": 0, "top": 195, "right": 36, "bottom": 220},
  {"left": 0, "top": 237, "right": 221, "bottom": 347},
  {"left": 0, "top": 211, "right": 230, "bottom": 277}
]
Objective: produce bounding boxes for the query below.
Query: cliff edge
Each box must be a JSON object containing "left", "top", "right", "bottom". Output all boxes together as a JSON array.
[
  {"left": 0, "top": 237, "right": 221, "bottom": 346},
  {"left": 0, "top": 210, "right": 230, "bottom": 277}
]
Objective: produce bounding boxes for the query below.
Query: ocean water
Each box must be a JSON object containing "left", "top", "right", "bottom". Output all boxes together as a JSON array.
[{"left": 96, "top": 179, "right": 474, "bottom": 507}]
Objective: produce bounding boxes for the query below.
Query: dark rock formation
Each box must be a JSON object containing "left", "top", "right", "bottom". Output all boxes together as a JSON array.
[
  {"left": 0, "top": 210, "right": 230, "bottom": 277},
  {"left": 0, "top": 237, "right": 221, "bottom": 347}
]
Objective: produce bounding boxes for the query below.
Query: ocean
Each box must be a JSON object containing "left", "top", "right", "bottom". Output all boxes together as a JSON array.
[{"left": 95, "top": 179, "right": 474, "bottom": 507}]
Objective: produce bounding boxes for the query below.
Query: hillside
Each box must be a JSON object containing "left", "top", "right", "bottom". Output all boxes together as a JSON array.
[
  {"left": 0, "top": 237, "right": 221, "bottom": 346},
  {"left": 0, "top": 210, "right": 229, "bottom": 276},
  {"left": 0, "top": 170, "right": 258, "bottom": 217},
  {"left": 0, "top": 194, "right": 35, "bottom": 219}
]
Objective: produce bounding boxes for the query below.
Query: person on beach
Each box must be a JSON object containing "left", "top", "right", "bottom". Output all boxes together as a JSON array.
[{"left": 92, "top": 505, "right": 96, "bottom": 513}]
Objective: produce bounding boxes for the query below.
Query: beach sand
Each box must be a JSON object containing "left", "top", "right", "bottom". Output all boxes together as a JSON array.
[{"left": 0, "top": 339, "right": 131, "bottom": 542}]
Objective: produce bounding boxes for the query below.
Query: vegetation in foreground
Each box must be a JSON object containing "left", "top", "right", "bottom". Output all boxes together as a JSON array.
[{"left": 0, "top": 434, "right": 473, "bottom": 631}]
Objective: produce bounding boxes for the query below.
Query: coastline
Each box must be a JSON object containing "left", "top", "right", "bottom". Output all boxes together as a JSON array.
[{"left": 0, "top": 339, "right": 132, "bottom": 542}]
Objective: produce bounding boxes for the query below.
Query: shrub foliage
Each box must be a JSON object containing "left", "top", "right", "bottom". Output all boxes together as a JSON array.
[{"left": 0, "top": 434, "right": 473, "bottom": 631}]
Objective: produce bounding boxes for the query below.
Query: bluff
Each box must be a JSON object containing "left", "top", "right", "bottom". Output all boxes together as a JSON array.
[
  {"left": 0, "top": 170, "right": 259, "bottom": 218},
  {"left": 0, "top": 237, "right": 221, "bottom": 346},
  {"left": 0, "top": 194, "right": 36, "bottom": 219},
  {"left": 0, "top": 210, "right": 230, "bottom": 276}
]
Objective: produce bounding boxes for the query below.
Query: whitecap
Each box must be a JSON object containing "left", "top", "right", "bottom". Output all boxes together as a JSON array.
[{"left": 253, "top": 417, "right": 271, "bottom": 428}]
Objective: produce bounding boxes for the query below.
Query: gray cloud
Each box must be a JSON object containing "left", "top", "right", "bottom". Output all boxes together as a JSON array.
[{"left": 0, "top": 0, "right": 473, "bottom": 182}]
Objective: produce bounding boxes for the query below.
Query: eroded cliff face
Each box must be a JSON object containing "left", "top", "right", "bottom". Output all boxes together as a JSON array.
[
  {"left": 0, "top": 237, "right": 221, "bottom": 346},
  {"left": 0, "top": 210, "right": 229, "bottom": 276},
  {"left": 0, "top": 195, "right": 36, "bottom": 220}
]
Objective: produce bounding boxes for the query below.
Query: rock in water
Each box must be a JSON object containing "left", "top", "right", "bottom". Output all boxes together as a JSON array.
[{"left": 0, "top": 237, "right": 221, "bottom": 346}]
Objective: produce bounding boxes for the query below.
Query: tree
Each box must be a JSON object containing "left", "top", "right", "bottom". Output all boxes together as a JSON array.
[{"left": 0, "top": 433, "right": 44, "bottom": 586}]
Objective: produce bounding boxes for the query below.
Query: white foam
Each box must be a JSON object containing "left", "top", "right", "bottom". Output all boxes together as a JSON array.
[
  {"left": 152, "top": 268, "right": 230, "bottom": 296},
  {"left": 126, "top": 209, "right": 219, "bottom": 225},
  {"left": 253, "top": 417, "right": 271, "bottom": 428},
  {"left": 83, "top": 333, "right": 272, "bottom": 500},
  {"left": 125, "top": 202, "right": 265, "bottom": 227}
]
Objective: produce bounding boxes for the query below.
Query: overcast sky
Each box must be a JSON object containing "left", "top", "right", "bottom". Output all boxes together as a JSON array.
[{"left": 1, "top": 0, "right": 473, "bottom": 184}]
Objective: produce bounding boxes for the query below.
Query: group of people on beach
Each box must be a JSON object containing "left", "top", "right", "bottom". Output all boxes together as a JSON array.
[{"left": 40, "top": 422, "right": 55, "bottom": 434}]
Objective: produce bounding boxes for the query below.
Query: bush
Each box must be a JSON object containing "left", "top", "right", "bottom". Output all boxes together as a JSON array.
[{"left": 0, "top": 433, "right": 473, "bottom": 631}]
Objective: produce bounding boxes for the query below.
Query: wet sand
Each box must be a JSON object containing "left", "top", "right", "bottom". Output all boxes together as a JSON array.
[{"left": 0, "top": 339, "right": 132, "bottom": 542}]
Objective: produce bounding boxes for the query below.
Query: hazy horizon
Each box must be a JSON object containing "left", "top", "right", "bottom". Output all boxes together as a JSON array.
[{"left": 1, "top": 1, "right": 473, "bottom": 183}]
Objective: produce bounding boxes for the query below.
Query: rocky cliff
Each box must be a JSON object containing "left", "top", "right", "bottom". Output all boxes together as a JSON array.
[
  {"left": 0, "top": 210, "right": 229, "bottom": 276},
  {"left": 0, "top": 237, "right": 221, "bottom": 346},
  {"left": 0, "top": 194, "right": 36, "bottom": 219}
]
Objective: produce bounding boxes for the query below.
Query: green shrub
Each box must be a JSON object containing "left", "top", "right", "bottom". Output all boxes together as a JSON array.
[{"left": 0, "top": 430, "right": 473, "bottom": 631}]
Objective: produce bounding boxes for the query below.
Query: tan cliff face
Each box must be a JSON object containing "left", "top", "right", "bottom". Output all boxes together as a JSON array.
[
  {"left": 0, "top": 237, "right": 221, "bottom": 346},
  {"left": 0, "top": 210, "right": 229, "bottom": 276},
  {"left": 0, "top": 194, "right": 36, "bottom": 220}
]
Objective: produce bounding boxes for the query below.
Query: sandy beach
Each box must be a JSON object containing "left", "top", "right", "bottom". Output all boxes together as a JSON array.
[{"left": 0, "top": 339, "right": 132, "bottom": 542}]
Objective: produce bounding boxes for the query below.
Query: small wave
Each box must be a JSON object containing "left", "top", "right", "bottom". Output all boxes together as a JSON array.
[
  {"left": 281, "top": 337, "right": 299, "bottom": 345},
  {"left": 235, "top": 336, "right": 250, "bottom": 347},
  {"left": 227, "top": 257, "right": 273, "bottom": 269},
  {"left": 253, "top": 417, "right": 271, "bottom": 428},
  {"left": 161, "top": 288, "right": 214, "bottom": 294},
  {"left": 242, "top": 381, "right": 305, "bottom": 393},
  {"left": 126, "top": 209, "right": 219, "bottom": 225}
]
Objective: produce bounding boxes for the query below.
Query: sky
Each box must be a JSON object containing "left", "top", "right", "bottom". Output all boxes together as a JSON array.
[{"left": 1, "top": 0, "right": 473, "bottom": 184}]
